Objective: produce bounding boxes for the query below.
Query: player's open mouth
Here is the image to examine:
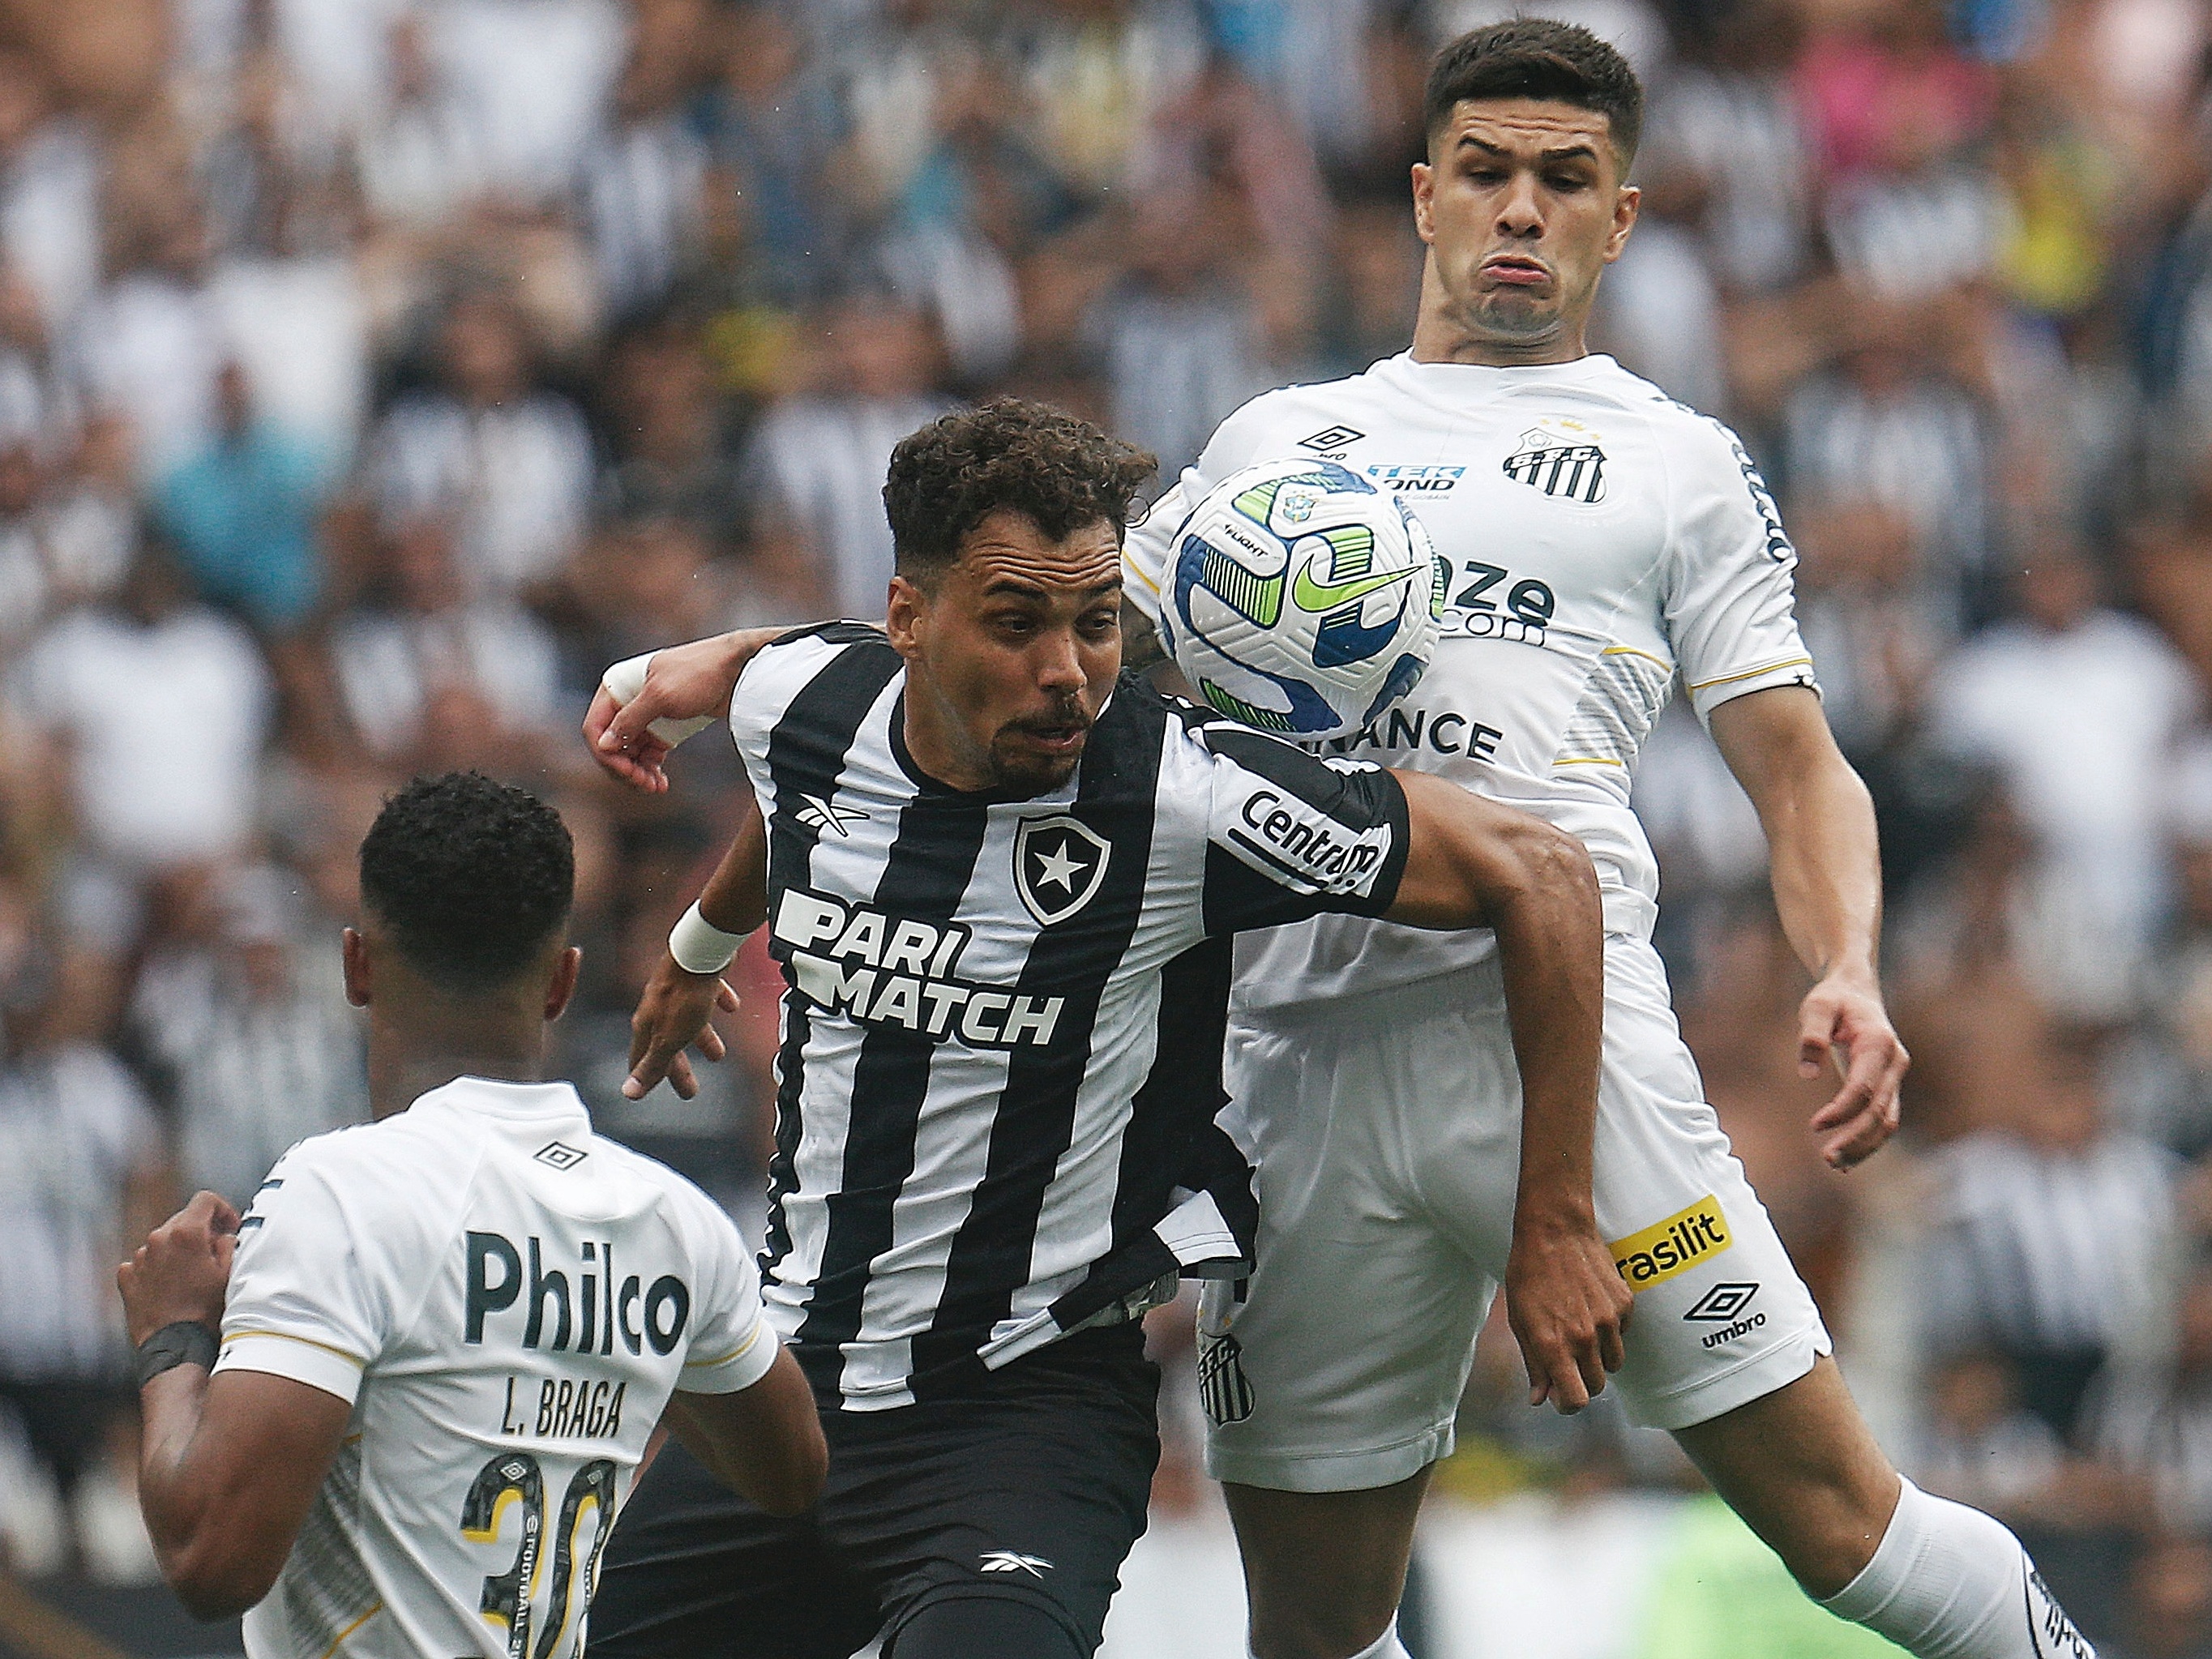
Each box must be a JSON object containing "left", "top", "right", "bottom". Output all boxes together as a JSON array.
[
  {"left": 1019, "top": 725, "right": 1087, "bottom": 754},
  {"left": 1481, "top": 255, "right": 1550, "bottom": 287}
]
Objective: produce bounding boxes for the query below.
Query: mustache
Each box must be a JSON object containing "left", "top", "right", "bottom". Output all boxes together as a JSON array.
[{"left": 1005, "top": 697, "right": 1091, "bottom": 735}]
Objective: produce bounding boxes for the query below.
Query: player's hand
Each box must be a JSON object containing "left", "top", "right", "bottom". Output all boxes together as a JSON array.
[
  {"left": 1799, "top": 973, "right": 1909, "bottom": 1171},
  {"left": 1504, "top": 1208, "right": 1631, "bottom": 1413},
  {"left": 119, "top": 1191, "right": 241, "bottom": 1346},
  {"left": 626, "top": 951, "right": 742, "bottom": 1101},
  {"left": 586, "top": 628, "right": 788, "bottom": 793}
]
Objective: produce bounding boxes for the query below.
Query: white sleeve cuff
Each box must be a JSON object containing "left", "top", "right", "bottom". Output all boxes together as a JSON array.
[
  {"left": 677, "top": 1318, "right": 780, "bottom": 1395},
  {"left": 213, "top": 1330, "right": 366, "bottom": 1405}
]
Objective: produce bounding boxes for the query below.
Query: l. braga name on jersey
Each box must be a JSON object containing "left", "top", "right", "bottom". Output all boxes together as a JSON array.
[{"left": 771, "top": 887, "right": 1067, "bottom": 1047}]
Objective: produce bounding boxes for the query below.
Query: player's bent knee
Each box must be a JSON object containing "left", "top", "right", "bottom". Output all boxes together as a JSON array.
[{"left": 886, "top": 1593, "right": 1085, "bottom": 1659}]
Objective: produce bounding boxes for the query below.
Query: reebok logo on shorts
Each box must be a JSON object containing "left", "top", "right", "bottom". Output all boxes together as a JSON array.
[
  {"left": 1197, "top": 1331, "right": 1255, "bottom": 1426},
  {"left": 1609, "top": 1195, "right": 1731, "bottom": 1290}
]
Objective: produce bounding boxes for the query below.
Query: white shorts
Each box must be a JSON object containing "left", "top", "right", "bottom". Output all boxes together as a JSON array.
[{"left": 1199, "top": 933, "right": 1830, "bottom": 1493}]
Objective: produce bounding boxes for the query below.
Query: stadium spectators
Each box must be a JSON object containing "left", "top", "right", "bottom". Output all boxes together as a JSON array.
[{"left": 1, "top": 0, "right": 2210, "bottom": 1646}]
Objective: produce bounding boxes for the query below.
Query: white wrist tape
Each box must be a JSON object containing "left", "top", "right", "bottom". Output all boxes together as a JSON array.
[
  {"left": 670, "top": 902, "right": 751, "bottom": 976},
  {"left": 600, "top": 652, "right": 716, "bottom": 747}
]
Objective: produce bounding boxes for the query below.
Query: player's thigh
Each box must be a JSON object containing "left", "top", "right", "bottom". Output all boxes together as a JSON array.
[
  {"left": 1590, "top": 936, "right": 1832, "bottom": 1431},
  {"left": 843, "top": 1332, "right": 1162, "bottom": 1656},
  {"left": 589, "top": 1437, "right": 879, "bottom": 1659},
  {"left": 1205, "top": 1003, "right": 1515, "bottom": 1494}
]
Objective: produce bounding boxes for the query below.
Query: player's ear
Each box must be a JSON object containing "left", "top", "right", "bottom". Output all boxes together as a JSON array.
[
  {"left": 1604, "top": 182, "right": 1640, "bottom": 263},
  {"left": 341, "top": 927, "right": 370, "bottom": 1008},
  {"left": 543, "top": 945, "right": 582, "bottom": 1023},
  {"left": 885, "top": 574, "right": 926, "bottom": 660},
  {"left": 1410, "top": 160, "right": 1436, "bottom": 243}
]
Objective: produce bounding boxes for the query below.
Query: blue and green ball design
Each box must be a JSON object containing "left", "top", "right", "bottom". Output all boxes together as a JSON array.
[{"left": 1162, "top": 457, "right": 1441, "bottom": 738}]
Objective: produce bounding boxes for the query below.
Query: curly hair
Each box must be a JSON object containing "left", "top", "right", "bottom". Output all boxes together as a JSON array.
[
  {"left": 358, "top": 772, "right": 574, "bottom": 992},
  {"left": 882, "top": 398, "right": 1157, "bottom": 584},
  {"left": 1425, "top": 19, "right": 1643, "bottom": 168}
]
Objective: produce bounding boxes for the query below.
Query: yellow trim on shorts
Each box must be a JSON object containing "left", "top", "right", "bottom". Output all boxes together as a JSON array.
[{"left": 1552, "top": 756, "right": 1628, "bottom": 768}]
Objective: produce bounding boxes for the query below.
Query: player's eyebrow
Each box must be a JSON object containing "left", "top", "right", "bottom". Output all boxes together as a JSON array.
[
  {"left": 1455, "top": 135, "right": 1601, "bottom": 165},
  {"left": 978, "top": 576, "right": 1123, "bottom": 601}
]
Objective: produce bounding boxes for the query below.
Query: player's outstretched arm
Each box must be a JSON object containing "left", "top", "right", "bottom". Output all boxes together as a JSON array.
[
  {"left": 661, "top": 1347, "right": 828, "bottom": 1517},
  {"left": 1383, "top": 773, "right": 1631, "bottom": 1412},
  {"left": 120, "top": 1192, "right": 353, "bottom": 1619},
  {"left": 585, "top": 626, "right": 792, "bottom": 792},
  {"left": 626, "top": 802, "right": 766, "bottom": 1100},
  {"left": 1709, "top": 686, "right": 1909, "bottom": 1171}
]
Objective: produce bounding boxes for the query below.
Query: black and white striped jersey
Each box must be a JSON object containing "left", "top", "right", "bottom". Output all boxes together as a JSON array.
[{"left": 730, "top": 623, "right": 1410, "bottom": 1409}]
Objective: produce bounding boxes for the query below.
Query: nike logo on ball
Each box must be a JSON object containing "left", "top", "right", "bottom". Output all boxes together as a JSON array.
[{"left": 1292, "top": 558, "right": 1414, "bottom": 614}]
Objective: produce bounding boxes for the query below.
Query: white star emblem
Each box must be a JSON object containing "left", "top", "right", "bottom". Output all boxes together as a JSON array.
[{"left": 1033, "top": 838, "right": 1086, "bottom": 891}]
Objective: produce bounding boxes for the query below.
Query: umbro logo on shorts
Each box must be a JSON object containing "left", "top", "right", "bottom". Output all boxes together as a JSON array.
[
  {"left": 1197, "top": 1330, "right": 1256, "bottom": 1426},
  {"left": 1682, "top": 1282, "right": 1760, "bottom": 1323},
  {"left": 980, "top": 1550, "right": 1054, "bottom": 1577}
]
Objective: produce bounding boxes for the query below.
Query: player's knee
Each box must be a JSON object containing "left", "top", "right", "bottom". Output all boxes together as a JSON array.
[{"left": 888, "top": 1593, "right": 1085, "bottom": 1659}]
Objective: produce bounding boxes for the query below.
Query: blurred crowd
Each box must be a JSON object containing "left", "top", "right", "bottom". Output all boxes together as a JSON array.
[{"left": 1, "top": 0, "right": 2211, "bottom": 1649}]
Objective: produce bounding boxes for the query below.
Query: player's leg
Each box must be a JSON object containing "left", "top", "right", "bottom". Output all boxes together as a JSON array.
[
  {"left": 1585, "top": 937, "right": 2096, "bottom": 1657},
  {"left": 1223, "top": 1471, "right": 1430, "bottom": 1659},
  {"left": 1676, "top": 1360, "right": 2095, "bottom": 1657},
  {"left": 588, "top": 1433, "right": 881, "bottom": 1658},
  {"left": 853, "top": 1326, "right": 1162, "bottom": 1658},
  {"left": 1207, "top": 986, "right": 1518, "bottom": 1659}
]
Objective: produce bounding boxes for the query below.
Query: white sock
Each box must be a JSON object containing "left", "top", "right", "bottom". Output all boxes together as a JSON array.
[
  {"left": 1249, "top": 1618, "right": 1410, "bottom": 1659},
  {"left": 1821, "top": 1478, "right": 2094, "bottom": 1658}
]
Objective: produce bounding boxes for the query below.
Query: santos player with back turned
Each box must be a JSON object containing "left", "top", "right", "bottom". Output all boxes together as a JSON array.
[
  {"left": 113, "top": 772, "right": 824, "bottom": 1657},
  {"left": 1117, "top": 20, "right": 2094, "bottom": 1659}
]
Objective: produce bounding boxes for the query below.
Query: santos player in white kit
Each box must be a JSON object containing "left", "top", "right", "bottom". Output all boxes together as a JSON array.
[
  {"left": 114, "top": 773, "right": 825, "bottom": 1657},
  {"left": 1121, "top": 22, "right": 2096, "bottom": 1659}
]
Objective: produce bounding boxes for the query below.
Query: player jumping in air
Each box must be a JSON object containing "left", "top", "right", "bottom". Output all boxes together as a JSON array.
[
  {"left": 580, "top": 398, "right": 1628, "bottom": 1658},
  {"left": 117, "top": 772, "right": 826, "bottom": 1657},
  {"left": 1114, "top": 20, "right": 2091, "bottom": 1659}
]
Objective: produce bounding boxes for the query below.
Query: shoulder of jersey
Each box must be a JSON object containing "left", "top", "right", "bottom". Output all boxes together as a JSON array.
[{"left": 738, "top": 621, "right": 896, "bottom": 703}]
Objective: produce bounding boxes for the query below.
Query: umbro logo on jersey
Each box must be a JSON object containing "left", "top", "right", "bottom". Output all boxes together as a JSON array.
[
  {"left": 1013, "top": 815, "right": 1111, "bottom": 928},
  {"left": 980, "top": 1550, "right": 1054, "bottom": 1577},
  {"left": 1682, "top": 1282, "right": 1760, "bottom": 1322},
  {"left": 1502, "top": 425, "right": 1607, "bottom": 504},
  {"left": 1298, "top": 424, "right": 1364, "bottom": 454},
  {"left": 533, "top": 1140, "right": 588, "bottom": 1170},
  {"left": 794, "top": 794, "right": 865, "bottom": 836}
]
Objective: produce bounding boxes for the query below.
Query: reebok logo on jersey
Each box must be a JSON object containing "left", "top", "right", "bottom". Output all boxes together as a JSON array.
[
  {"left": 1609, "top": 1195, "right": 1731, "bottom": 1289},
  {"left": 772, "top": 889, "right": 1067, "bottom": 1048},
  {"left": 794, "top": 793, "right": 865, "bottom": 836},
  {"left": 1013, "top": 815, "right": 1110, "bottom": 927},
  {"left": 980, "top": 1551, "right": 1054, "bottom": 1577},
  {"left": 1502, "top": 421, "right": 1607, "bottom": 504}
]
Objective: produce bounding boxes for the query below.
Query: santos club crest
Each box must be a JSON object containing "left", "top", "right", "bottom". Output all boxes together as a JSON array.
[{"left": 1013, "top": 815, "right": 1110, "bottom": 928}]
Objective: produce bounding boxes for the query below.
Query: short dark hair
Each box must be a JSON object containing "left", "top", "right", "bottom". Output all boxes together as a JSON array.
[
  {"left": 1424, "top": 19, "right": 1643, "bottom": 169},
  {"left": 358, "top": 772, "right": 574, "bottom": 992},
  {"left": 882, "top": 399, "right": 1157, "bottom": 584}
]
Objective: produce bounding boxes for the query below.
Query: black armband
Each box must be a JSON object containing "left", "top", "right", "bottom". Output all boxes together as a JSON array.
[{"left": 135, "top": 1320, "right": 220, "bottom": 1387}]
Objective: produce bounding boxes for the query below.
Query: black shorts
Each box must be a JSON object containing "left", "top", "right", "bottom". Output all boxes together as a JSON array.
[{"left": 588, "top": 1327, "right": 1161, "bottom": 1658}]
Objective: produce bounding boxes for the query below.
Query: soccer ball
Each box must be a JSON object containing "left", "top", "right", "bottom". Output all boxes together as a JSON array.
[{"left": 1158, "top": 457, "right": 1444, "bottom": 739}]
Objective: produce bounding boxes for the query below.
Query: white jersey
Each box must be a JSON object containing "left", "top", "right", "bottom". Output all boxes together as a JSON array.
[
  {"left": 1125, "top": 352, "right": 1817, "bottom": 1013},
  {"left": 214, "top": 1077, "right": 779, "bottom": 1659}
]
